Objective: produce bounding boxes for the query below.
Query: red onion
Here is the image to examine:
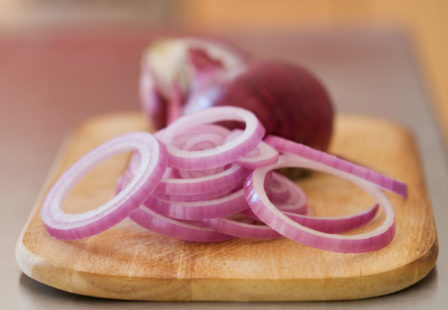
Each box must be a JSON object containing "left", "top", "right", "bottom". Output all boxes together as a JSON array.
[
  {"left": 130, "top": 207, "right": 234, "bottom": 242},
  {"left": 122, "top": 151, "right": 249, "bottom": 199},
  {"left": 160, "top": 106, "right": 265, "bottom": 170},
  {"left": 245, "top": 154, "right": 395, "bottom": 253},
  {"left": 41, "top": 132, "right": 167, "bottom": 240},
  {"left": 140, "top": 37, "right": 249, "bottom": 129},
  {"left": 183, "top": 61, "right": 334, "bottom": 151},
  {"left": 144, "top": 188, "right": 249, "bottom": 220},
  {"left": 265, "top": 135, "right": 408, "bottom": 197},
  {"left": 41, "top": 106, "right": 407, "bottom": 254},
  {"left": 140, "top": 36, "right": 334, "bottom": 151},
  {"left": 226, "top": 129, "right": 279, "bottom": 169}
]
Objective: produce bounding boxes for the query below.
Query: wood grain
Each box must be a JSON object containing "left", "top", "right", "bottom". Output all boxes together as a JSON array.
[{"left": 15, "top": 112, "right": 438, "bottom": 301}]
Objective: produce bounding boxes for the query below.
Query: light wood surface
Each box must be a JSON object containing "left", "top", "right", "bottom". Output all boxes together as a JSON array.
[{"left": 15, "top": 112, "right": 437, "bottom": 301}]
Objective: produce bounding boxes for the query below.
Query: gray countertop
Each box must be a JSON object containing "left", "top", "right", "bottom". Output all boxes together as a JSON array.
[{"left": 1, "top": 27, "right": 446, "bottom": 308}]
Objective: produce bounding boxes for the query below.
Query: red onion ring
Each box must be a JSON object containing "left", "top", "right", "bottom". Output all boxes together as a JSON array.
[
  {"left": 41, "top": 132, "right": 167, "bottom": 240},
  {"left": 144, "top": 188, "right": 249, "bottom": 220},
  {"left": 123, "top": 152, "right": 249, "bottom": 198},
  {"left": 170, "top": 124, "right": 230, "bottom": 149},
  {"left": 129, "top": 206, "right": 234, "bottom": 242},
  {"left": 202, "top": 215, "right": 281, "bottom": 240},
  {"left": 203, "top": 203, "right": 378, "bottom": 240},
  {"left": 154, "top": 187, "right": 233, "bottom": 202},
  {"left": 244, "top": 172, "right": 308, "bottom": 218},
  {"left": 162, "top": 106, "right": 265, "bottom": 170},
  {"left": 267, "top": 173, "right": 307, "bottom": 211},
  {"left": 265, "top": 135, "right": 408, "bottom": 197},
  {"left": 225, "top": 129, "right": 279, "bottom": 169},
  {"left": 157, "top": 165, "right": 248, "bottom": 196},
  {"left": 283, "top": 204, "right": 379, "bottom": 234},
  {"left": 265, "top": 172, "right": 290, "bottom": 203},
  {"left": 245, "top": 154, "right": 395, "bottom": 253}
]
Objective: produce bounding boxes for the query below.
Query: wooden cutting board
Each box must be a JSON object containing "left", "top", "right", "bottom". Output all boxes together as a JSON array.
[{"left": 15, "top": 112, "right": 438, "bottom": 301}]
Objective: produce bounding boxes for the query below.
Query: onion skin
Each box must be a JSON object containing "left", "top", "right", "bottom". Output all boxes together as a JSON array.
[
  {"left": 139, "top": 66, "right": 168, "bottom": 130},
  {"left": 140, "top": 37, "right": 250, "bottom": 130},
  {"left": 185, "top": 62, "right": 335, "bottom": 151}
]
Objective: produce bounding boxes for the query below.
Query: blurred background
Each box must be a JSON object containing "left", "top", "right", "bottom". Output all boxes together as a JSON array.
[{"left": 0, "top": 0, "right": 447, "bottom": 141}]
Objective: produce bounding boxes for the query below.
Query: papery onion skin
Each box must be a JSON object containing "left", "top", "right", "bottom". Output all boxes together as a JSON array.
[{"left": 140, "top": 36, "right": 250, "bottom": 129}]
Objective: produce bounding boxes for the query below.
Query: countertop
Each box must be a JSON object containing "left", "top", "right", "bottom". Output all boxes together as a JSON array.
[{"left": 0, "top": 28, "right": 446, "bottom": 308}]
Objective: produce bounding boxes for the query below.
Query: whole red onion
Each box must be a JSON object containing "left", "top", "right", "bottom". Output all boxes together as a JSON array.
[{"left": 184, "top": 61, "right": 334, "bottom": 151}]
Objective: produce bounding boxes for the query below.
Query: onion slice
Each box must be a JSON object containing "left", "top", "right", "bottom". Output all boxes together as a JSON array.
[
  {"left": 202, "top": 215, "right": 282, "bottom": 240},
  {"left": 265, "top": 135, "right": 408, "bottom": 198},
  {"left": 158, "top": 164, "right": 249, "bottom": 196},
  {"left": 205, "top": 203, "right": 378, "bottom": 239},
  {"left": 283, "top": 204, "right": 379, "bottom": 234},
  {"left": 245, "top": 154, "right": 395, "bottom": 253},
  {"left": 154, "top": 186, "right": 233, "bottom": 202},
  {"left": 162, "top": 106, "right": 265, "bottom": 170},
  {"left": 130, "top": 206, "right": 234, "bottom": 242},
  {"left": 41, "top": 132, "right": 167, "bottom": 240},
  {"left": 145, "top": 188, "right": 249, "bottom": 220},
  {"left": 267, "top": 173, "right": 307, "bottom": 212},
  {"left": 122, "top": 152, "right": 249, "bottom": 199},
  {"left": 225, "top": 129, "right": 279, "bottom": 169},
  {"left": 265, "top": 172, "right": 291, "bottom": 203},
  {"left": 170, "top": 124, "right": 230, "bottom": 149}
]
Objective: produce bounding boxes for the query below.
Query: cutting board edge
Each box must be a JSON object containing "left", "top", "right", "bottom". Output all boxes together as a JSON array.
[{"left": 15, "top": 236, "right": 437, "bottom": 301}]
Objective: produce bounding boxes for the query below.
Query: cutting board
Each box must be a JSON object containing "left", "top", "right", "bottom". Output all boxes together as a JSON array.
[{"left": 15, "top": 112, "right": 438, "bottom": 301}]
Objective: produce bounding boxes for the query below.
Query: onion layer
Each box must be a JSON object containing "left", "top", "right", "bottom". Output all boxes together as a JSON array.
[
  {"left": 161, "top": 106, "right": 265, "bottom": 170},
  {"left": 41, "top": 132, "right": 167, "bottom": 240},
  {"left": 144, "top": 188, "right": 249, "bottom": 220},
  {"left": 265, "top": 135, "right": 407, "bottom": 197},
  {"left": 130, "top": 206, "right": 234, "bottom": 242},
  {"left": 245, "top": 154, "right": 395, "bottom": 253}
]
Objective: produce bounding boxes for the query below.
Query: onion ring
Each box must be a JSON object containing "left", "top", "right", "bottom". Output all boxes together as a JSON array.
[
  {"left": 130, "top": 206, "right": 234, "bottom": 242},
  {"left": 265, "top": 135, "right": 407, "bottom": 197},
  {"left": 162, "top": 106, "right": 265, "bottom": 170},
  {"left": 145, "top": 188, "right": 249, "bottom": 220},
  {"left": 244, "top": 154, "right": 395, "bottom": 253},
  {"left": 41, "top": 132, "right": 167, "bottom": 240}
]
